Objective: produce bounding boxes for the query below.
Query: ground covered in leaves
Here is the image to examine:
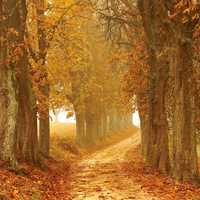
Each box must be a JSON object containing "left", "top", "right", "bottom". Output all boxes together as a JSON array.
[
  {"left": 69, "top": 131, "right": 200, "bottom": 200},
  {"left": 0, "top": 124, "right": 200, "bottom": 200},
  {"left": 0, "top": 160, "right": 71, "bottom": 200},
  {"left": 123, "top": 147, "right": 200, "bottom": 200}
]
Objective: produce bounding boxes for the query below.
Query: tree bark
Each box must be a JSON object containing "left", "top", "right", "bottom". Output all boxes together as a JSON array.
[
  {"left": 17, "top": 54, "right": 39, "bottom": 164},
  {"left": 171, "top": 24, "right": 198, "bottom": 181},
  {"left": 36, "top": 0, "right": 50, "bottom": 158},
  {"left": 138, "top": 0, "right": 170, "bottom": 174},
  {"left": 0, "top": 0, "right": 28, "bottom": 167}
]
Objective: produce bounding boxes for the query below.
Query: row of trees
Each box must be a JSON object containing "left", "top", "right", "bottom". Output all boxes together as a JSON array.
[
  {"left": 97, "top": 0, "right": 200, "bottom": 182},
  {"left": 0, "top": 0, "right": 133, "bottom": 168},
  {"left": 137, "top": 0, "right": 200, "bottom": 182},
  {"left": 3, "top": 0, "right": 199, "bottom": 185},
  {"left": 47, "top": 7, "right": 133, "bottom": 146},
  {"left": 0, "top": 0, "right": 47, "bottom": 167}
]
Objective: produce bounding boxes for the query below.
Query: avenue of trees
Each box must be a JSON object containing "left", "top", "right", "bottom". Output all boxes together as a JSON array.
[
  {"left": 0, "top": 0, "right": 200, "bottom": 185},
  {"left": 0, "top": 0, "right": 132, "bottom": 169},
  {"left": 97, "top": 0, "right": 200, "bottom": 182}
]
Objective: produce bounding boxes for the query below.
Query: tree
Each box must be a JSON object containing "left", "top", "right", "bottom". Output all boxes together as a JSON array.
[
  {"left": 167, "top": 0, "right": 200, "bottom": 181},
  {"left": 0, "top": 0, "right": 40, "bottom": 166},
  {"left": 36, "top": 0, "right": 50, "bottom": 158},
  {"left": 0, "top": 0, "right": 22, "bottom": 167},
  {"left": 98, "top": 0, "right": 200, "bottom": 181}
]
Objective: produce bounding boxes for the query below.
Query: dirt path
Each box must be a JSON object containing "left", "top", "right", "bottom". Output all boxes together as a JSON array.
[{"left": 70, "top": 132, "right": 159, "bottom": 200}]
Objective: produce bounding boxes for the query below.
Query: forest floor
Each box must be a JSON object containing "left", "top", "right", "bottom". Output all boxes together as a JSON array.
[
  {"left": 70, "top": 130, "right": 200, "bottom": 200},
  {"left": 0, "top": 124, "right": 200, "bottom": 199},
  {"left": 70, "top": 130, "right": 158, "bottom": 200}
]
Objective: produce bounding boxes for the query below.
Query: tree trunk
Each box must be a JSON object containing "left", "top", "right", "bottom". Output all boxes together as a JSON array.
[
  {"left": 39, "top": 85, "right": 50, "bottom": 157},
  {"left": 109, "top": 108, "right": 118, "bottom": 133},
  {"left": 171, "top": 26, "right": 198, "bottom": 181},
  {"left": 39, "top": 112, "right": 50, "bottom": 157},
  {"left": 137, "top": 94, "right": 149, "bottom": 157},
  {"left": 96, "top": 102, "right": 104, "bottom": 139},
  {"left": 0, "top": 0, "right": 28, "bottom": 167},
  {"left": 75, "top": 110, "right": 86, "bottom": 146},
  {"left": 17, "top": 55, "right": 39, "bottom": 164},
  {"left": 85, "top": 111, "right": 97, "bottom": 145},
  {"left": 146, "top": 73, "right": 170, "bottom": 173},
  {"left": 85, "top": 95, "right": 99, "bottom": 145},
  {"left": 0, "top": 64, "right": 18, "bottom": 168},
  {"left": 101, "top": 108, "right": 108, "bottom": 137},
  {"left": 36, "top": 0, "right": 50, "bottom": 158},
  {"left": 138, "top": 0, "right": 170, "bottom": 174}
]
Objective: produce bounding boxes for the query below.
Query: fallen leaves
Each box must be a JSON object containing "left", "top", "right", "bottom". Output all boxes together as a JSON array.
[
  {"left": 1, "top": 132, "right": 200, "bottom": 200},
  {"left": 122, "top": 145, "right": 200, "bottom": 200},
  {"left": 0, "top": 160, "right": 71, "bottom": 200}
]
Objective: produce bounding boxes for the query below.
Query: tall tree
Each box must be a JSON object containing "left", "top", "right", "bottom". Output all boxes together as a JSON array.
[
  {"left": 0, "top": 0, "right": 22, "bottom": 167},
  {"left": 137, "top": 0, "right": 170, "bottom": 174},
  {"left": 168, "top": 1, "right": 199, "bottom": 181},
  {"left": 36, "top": 0, "right": 50, "bottom": 158},
  {"left": 0, "top": 0, "right": 40, "bottom": 166}
]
